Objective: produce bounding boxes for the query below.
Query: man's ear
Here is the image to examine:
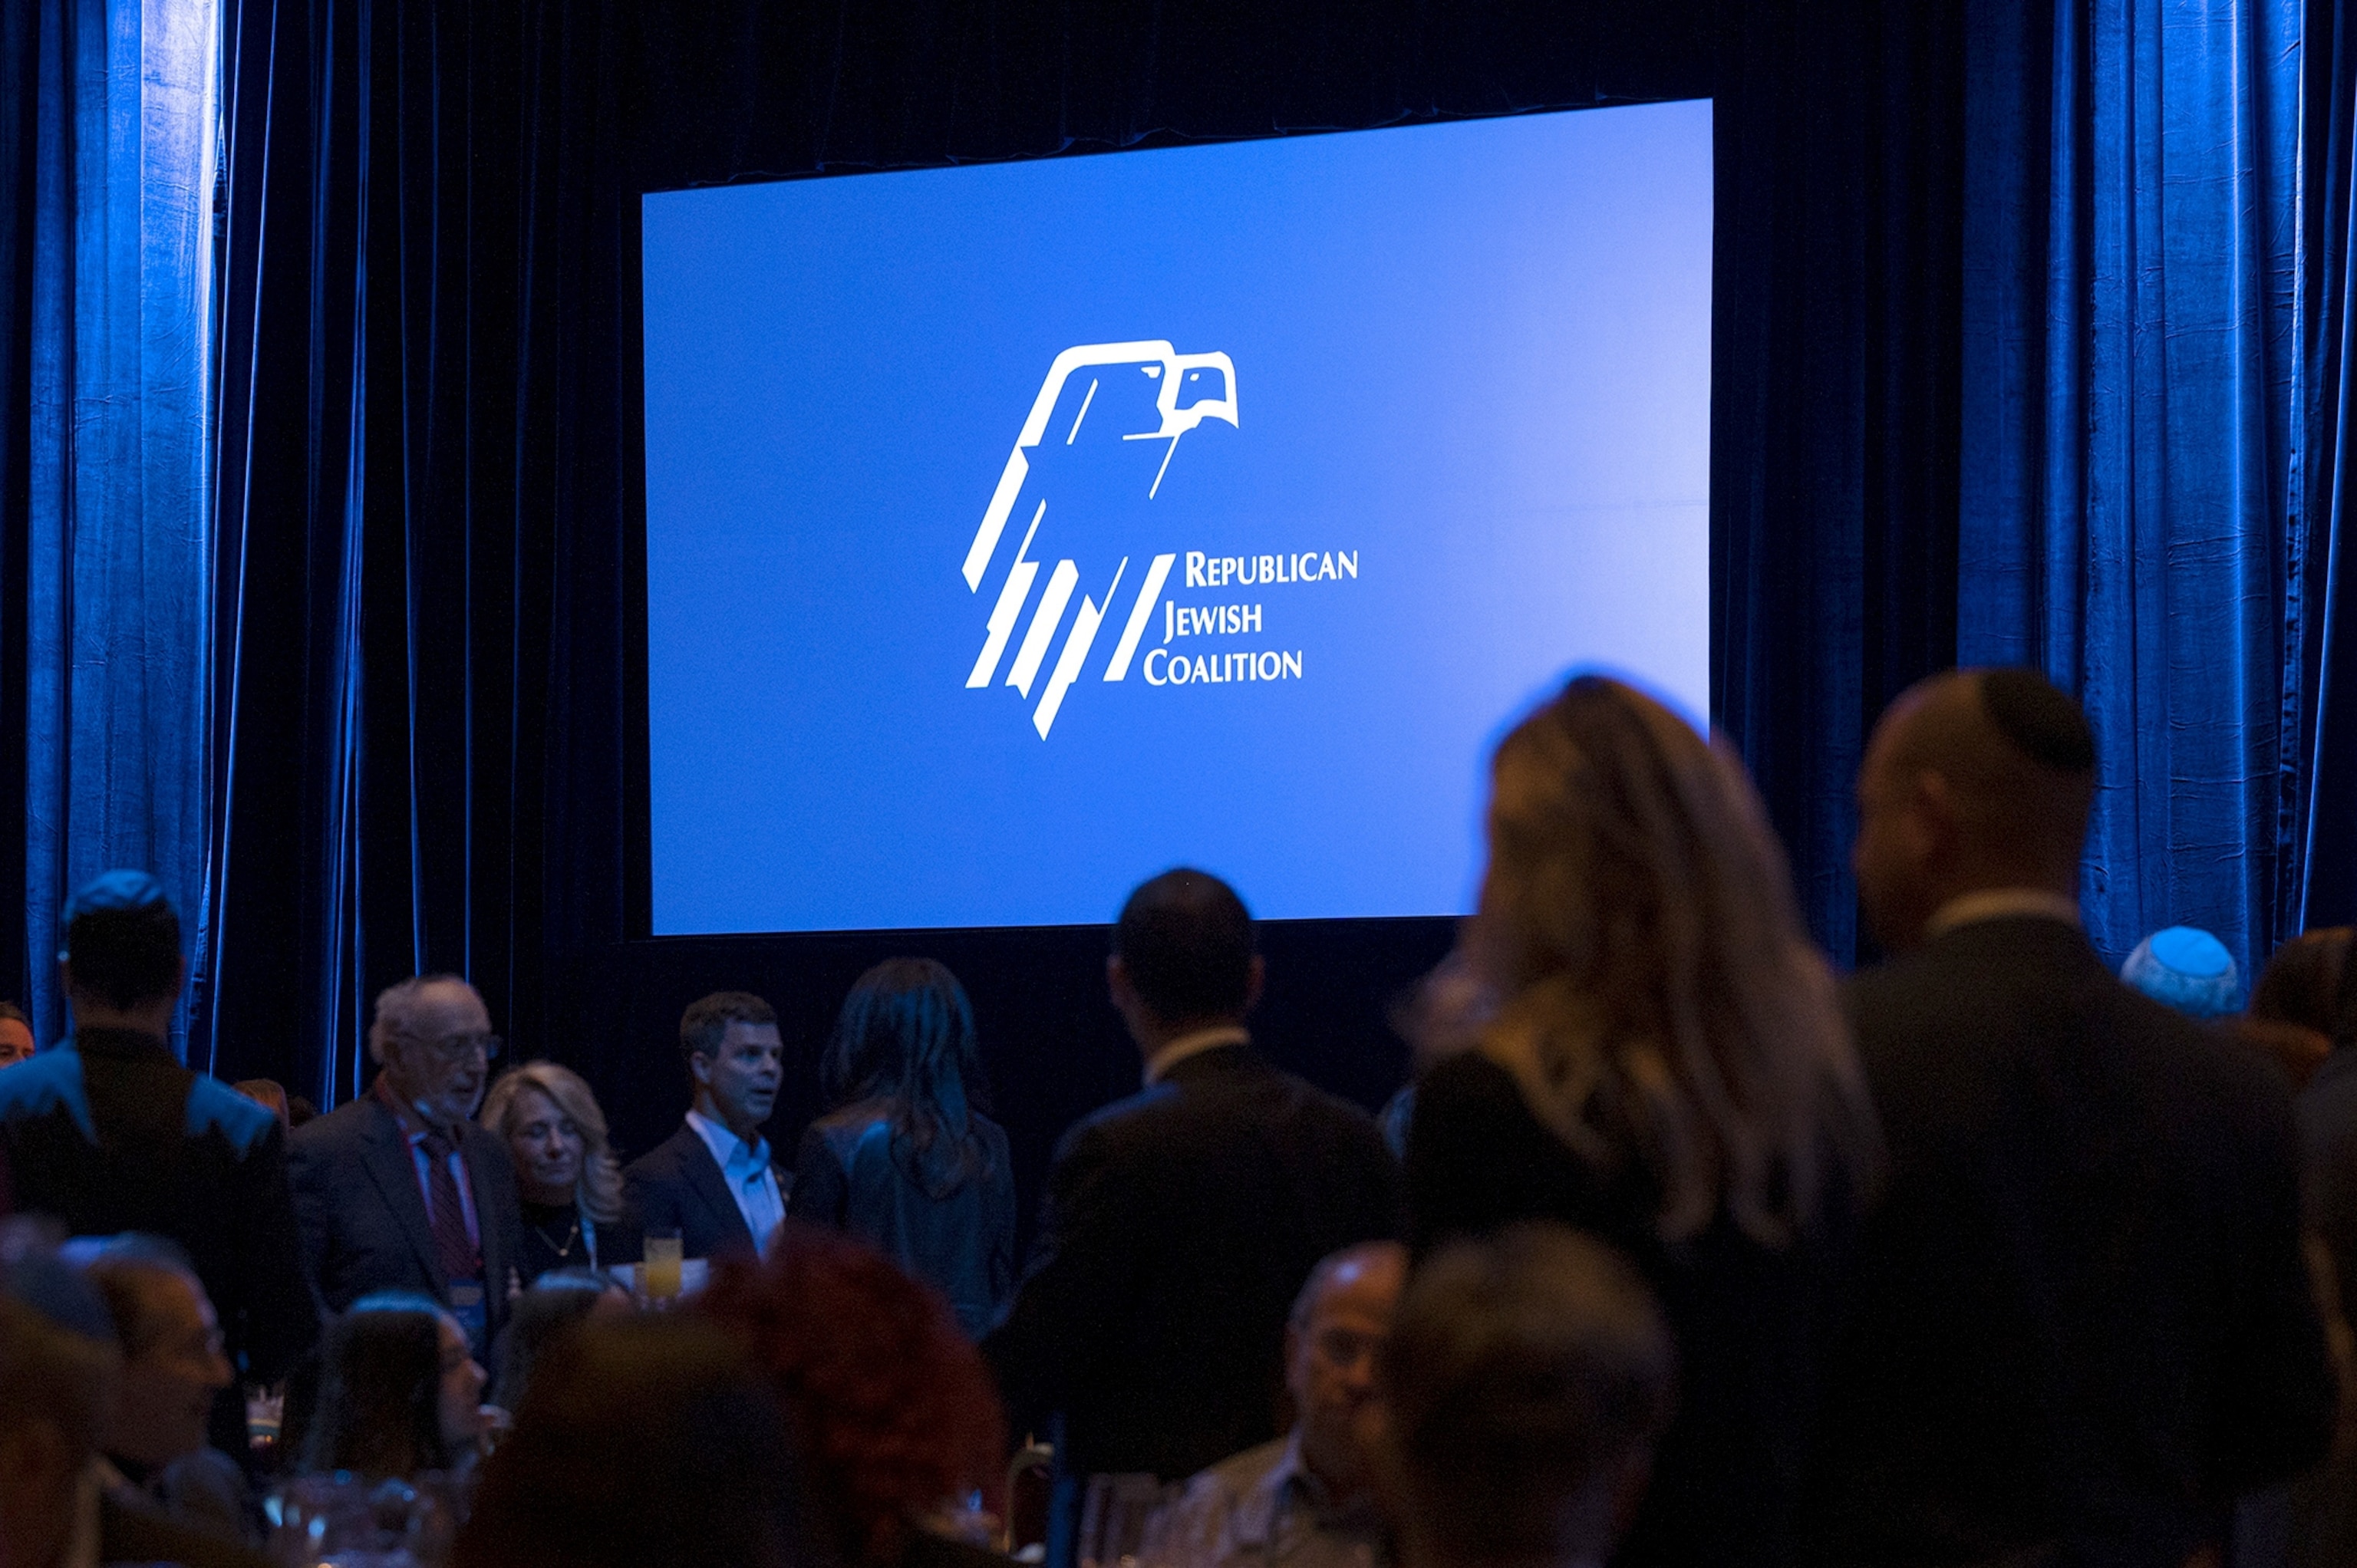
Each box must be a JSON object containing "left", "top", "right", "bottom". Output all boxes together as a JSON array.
[
  {"left": 687, "top": 1052, "right": 714, "bottom": 1092},
  {"left": 1106, "top": 954, "right": 1136, "bottom": 1014},
  {"left": 1243, "top": 954, "right": 1267, "bottom": 1015}
]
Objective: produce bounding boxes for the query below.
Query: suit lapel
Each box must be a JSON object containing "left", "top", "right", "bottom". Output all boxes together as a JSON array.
[
  {"left": 358, "top": 1100, "right": 447, "bottom": 1293},
  {"left": 679, "top": 1126, "right": 754, "bottom": 1247}
]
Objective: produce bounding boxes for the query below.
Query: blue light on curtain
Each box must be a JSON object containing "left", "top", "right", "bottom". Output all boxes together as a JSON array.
[
  {"left": 1959, "top": 0, "right": 2308, "bottom": 975},
  {"left": 21, "top": 0, "right": 219, "bottom": 1058}
]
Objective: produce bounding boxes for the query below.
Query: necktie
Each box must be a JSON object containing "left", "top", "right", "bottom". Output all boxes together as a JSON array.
[{"left": 418, "top": 1126, "right": 483, "bottom": 1283}]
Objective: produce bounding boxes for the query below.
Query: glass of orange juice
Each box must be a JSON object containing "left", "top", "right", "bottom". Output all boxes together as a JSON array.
[{"left": 642, "top": 1228, "right": 684, "bottom": 1304}]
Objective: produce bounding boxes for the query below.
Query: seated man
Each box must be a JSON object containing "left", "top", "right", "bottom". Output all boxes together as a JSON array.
[
  {"left": 624, "top": 992, "right": 789, "bottom": 1260},
  {"left": 2, "top": 1231, "right": 267, "bottom": 1568},
  {"left": 1376, "top": 1224, "right": 1676, "bottom": 1568},
  {"left": 289, "top": 975, "right": 526, "bottom": 1356},
  {"left": 81, "top": 1234, "right": 259, "bottom": 1549},
  {"left": 1150, "top": 1241, "right": 1407, "bottom": 1568}
]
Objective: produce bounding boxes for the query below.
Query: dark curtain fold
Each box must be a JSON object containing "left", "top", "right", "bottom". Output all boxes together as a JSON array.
[
  {"left": 2300, "top": 0, "right": 2357, "bottom": 931},
  {"left": 207, "top": 0, "right": 632, "bottom": 1098}
]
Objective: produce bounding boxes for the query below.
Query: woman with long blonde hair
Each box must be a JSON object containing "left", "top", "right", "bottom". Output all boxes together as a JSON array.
[
  {"left": 480, "top": 1062, "right": 639, "bottom": 1282},
  {"left": 1406, "top": 674, "right": 1877, "bottom": 1568}
]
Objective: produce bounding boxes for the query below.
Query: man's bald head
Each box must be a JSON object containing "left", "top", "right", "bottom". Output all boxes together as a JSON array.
[{"left": 1854, "top": 669, "right": 2095, "bottom": 954}]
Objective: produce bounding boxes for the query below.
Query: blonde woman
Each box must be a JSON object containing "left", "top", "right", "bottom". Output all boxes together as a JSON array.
[
  {"left": 480, "top": 1063, "right": 640, "bottom": 1281},
  {"left": 1405, "top": 674, "right": 1879, "bottom": 1568}
]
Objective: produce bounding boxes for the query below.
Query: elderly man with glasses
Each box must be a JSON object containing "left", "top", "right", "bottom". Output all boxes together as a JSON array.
[{"left": 290, "top": 975, "right": 527, "bottom": 1355}]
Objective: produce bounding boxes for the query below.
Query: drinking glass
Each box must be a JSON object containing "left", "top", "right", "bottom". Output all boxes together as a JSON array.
[{"left": 642, "top": 1228, "right": 684, "bottom": 1303}]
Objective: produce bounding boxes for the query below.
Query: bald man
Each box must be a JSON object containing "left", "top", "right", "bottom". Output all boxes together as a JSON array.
[
  {"left": 1805, "top": 669, "right": 2335, "bottom": 1568},
  {"left": 1148, "top": 1242, "right": 1407, "bottom": 1568}
]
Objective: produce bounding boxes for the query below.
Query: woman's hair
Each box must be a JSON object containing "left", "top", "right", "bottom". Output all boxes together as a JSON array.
[
  {"left": 2251, "top": 927, "right": 2354, "bottom": 1036},
  {"left": 456, "top": 1317, "right": 807, "bottom": 1568},
  {"left": 699, "top": 1222, "right": 1006, "bottom": 1566},
  {"left": 301, "top": 1293, "right": 456, "bottom": 1480},
  {"left": 822, "top": 959, "right": 995, "bottom": 1199},
  {"left": 496, "top": 1271, "right": 614, "bottom": 1412},
  {"left": 1421, "top": 674, "right": 1878, "bottom": 1247},
  {"left": 480, "top": 1062, "right": 625, "bottom": 1225}
]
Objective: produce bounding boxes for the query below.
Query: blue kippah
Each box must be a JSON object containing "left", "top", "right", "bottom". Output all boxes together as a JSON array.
[
  {"left": 58, "top": 869, "right": 170, "bottom": 961},
  {"left": 2121, "top": 926, "right": 2244, "bottom": 1020}
]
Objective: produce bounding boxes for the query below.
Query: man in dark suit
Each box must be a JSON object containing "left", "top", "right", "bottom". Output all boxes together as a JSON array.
[
  {"left": 0, "top": 871, "right": 313, "bottom": 1457},
  {"left": 984, "top": 869, "right": 1403, "bottom": 1563},
  {"left": 288, "top": 974, "right": 526, "bottom": 1356},
  {"left": 1805, "top": 669, "right": 2336, "bottom": 1568},
  {"left": 623, "top": 991, "right": 788, "bottom": 1260}
]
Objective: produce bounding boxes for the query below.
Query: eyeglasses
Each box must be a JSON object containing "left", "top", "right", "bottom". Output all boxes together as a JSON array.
[{"left": 408, "top": 1031, "right": 503, "bottom": 1065}]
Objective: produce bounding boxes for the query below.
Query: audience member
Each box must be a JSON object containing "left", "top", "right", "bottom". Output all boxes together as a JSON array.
[
  {"left": 701, "top": 1221, "right": 1007, "bottom": 1568},
  {"left": 2238, "top": 927, "right": 2352, "bottom": 1088},
  {"left": 81, "top": 1234, "right": 259, "bottom": 1549},
  {"left": 0, "top": 999, "right": 34, "bottom": 1068},
  {"left": 1147, "top": 1241, "right": 1407, "bottom": 1568},
  {"left": 792, "top": 957, "right": 1017, "bottom": 1337},
  {"left": 2121, "top": 924, "right": 2246, "bottom": 1018},
  {"left": 625, "top": 990, "right": 790, "bottom": 1260},
  {"left": 2, "top": 1232, "right": 268, "bottom": 1568},
  {"left": 455, "top": 1315, "right": 809, "bottom": 1568},
  {"left": 495, "top": 1267, "right": 630, "bottom": 1411},
  {"left": 289, "top": 974, "right": 528, "bottom": 1356},
  {"left": 232, "top": 1078, "right": 290, "bottom": 1127},
  {"left": 984, "top": 869, "right": 1402, "bottom": 1566},
  {"left": 1403, "top": 674, "right": 1877, "bottom": 1568},
  {"left": 298, "top": 1290, "right": 490, "bottom": 1481},
  {"left": 1375, "top": 1223, "right": 1676, "bottom": 1568},
  {"left": 2255, "top": 927, "right": 2353, "bottom": 1038},
  {"left": 1808, "top": 667, "right": 2335, "bottom": 1566},
  {"left": 0, "top": 871, "right": 314, "bottom": 1457},
  {"left": 2299, "top": 926, "right": 2357, "bottom": 1329},
  {"left": 480, "top": 1062, "right": 642, "bottom": 1280}
]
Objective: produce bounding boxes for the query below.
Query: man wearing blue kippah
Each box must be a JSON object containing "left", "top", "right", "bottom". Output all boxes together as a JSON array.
[{"left": 0, "top": 872, "right": 315, "bottom": 1462}]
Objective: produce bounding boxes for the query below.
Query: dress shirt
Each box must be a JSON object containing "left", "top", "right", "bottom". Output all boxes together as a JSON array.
[
  {"left": 1143, "top": 1026, "right": 1252, "bottom": 1088},
  {"left": 687, "top": 1108, "right": 786, "bottom": 1257},
  {"left": 373, "top": 1079, "right": 481, "bottom": 1250},
  {"left": 1146, "top": 1432, "right": 1387, "bottom": 1568},
  {"left": 1924, "top": 886, "right": 2083, "bottom": 940}
]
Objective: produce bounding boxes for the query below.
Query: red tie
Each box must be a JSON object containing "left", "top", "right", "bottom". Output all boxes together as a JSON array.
[{"left": 417, "top": 1125, "right": 483, "bottom": 1284}]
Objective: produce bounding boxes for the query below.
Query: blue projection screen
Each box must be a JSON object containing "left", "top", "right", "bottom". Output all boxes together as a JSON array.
[{"left": 643, "top": 101, "right": 1712, "bottom": 935}]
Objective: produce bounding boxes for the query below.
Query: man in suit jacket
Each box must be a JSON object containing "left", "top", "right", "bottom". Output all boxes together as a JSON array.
[
  {"left": 984, "top": 869, "right": 1403, "bottom": 1559},
  {"left": 1805, "top": 669, "right": 2336, "bottom": 1568},
  {"left": 0, "top": 872, "right": 313, "bottom": 1456},
  {"left": 623, "top": 991, "right": 789, "bottom": 1260},
  {"left": 288, "top": 975, "right": 526, "bottom": 1356}
]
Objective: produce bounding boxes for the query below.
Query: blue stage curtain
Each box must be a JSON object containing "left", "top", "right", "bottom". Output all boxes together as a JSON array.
[
  {"left": 0, "top": 0, "right": 218, "bottom": 1057},
  {"left": 1958, "top": 0, "right": 2315, "bottom": 976}
]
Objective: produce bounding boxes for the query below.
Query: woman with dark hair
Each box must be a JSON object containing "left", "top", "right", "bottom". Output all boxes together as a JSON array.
[
  {"left": 1404, "top": 674, "right": 1881, "bottom": 1568},
  {"left": 299, "top": 1292, "right": 488, "bottom": 1481},
  {"left": 789, "top": 959, "right": 1015, "bottom": 1336}
]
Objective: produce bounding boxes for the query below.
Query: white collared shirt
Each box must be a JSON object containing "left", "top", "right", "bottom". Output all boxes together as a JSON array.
[
  {"left": 1924, "top": 886, "right": 2084, "bottom": 940},
  {"left": 1144, "top": 1025, "right": 1251, "bottom": 1087},
  {"left": 686, "top": 1108, "right": 786, "bottom": 1257}
]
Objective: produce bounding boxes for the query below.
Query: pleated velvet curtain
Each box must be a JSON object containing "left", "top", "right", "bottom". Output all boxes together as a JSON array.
[
  {"left": 0, "top": 0, "right": 218, "bottom": 1059},
  {"left": 1960, "top": 0, "right": 2316, "bottom": 971}
]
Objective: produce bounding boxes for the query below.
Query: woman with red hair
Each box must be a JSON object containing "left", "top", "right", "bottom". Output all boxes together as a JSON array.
[{"left": 701, "top": 1220, "right": 1010, "bottom": 1568}]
